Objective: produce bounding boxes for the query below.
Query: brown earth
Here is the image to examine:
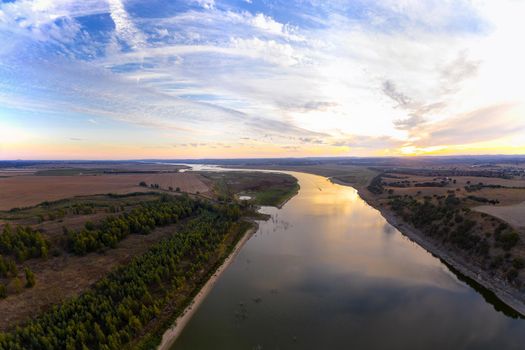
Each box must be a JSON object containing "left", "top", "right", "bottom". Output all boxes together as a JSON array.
[
  {"left": 381, "top": 173, "right": 525, "bottom": 206},
  {"left": 0, "top": 223, "right": 181, "bottom": 331},
  {"left": 0, "top": 172, "right": 212, "bottom": 210},
  {"left": 475, "top": 202, "right": 525, "bottom": 229}
]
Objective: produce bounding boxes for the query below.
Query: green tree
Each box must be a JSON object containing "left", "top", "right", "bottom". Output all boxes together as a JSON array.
[{"left": 24, "top": 267, "right": 36, "bottom": 288}]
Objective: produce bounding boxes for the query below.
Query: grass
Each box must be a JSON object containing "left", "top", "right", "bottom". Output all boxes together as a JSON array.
[
  {"left": 34, "top": 168, "right": 105, "bottom": 176},
  {"left": 199, "top": 171, "right": 300, "bottom": 207},
  {"left": 0, "top": 192, "right": 162, "bottom": 221},
  {"left": 246, "top": 182, "right": 300, "bottom": 207}
]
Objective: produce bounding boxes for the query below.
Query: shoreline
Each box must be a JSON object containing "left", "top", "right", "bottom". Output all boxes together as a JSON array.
[
  {"left": 157, "top": 224, "right": 258, "bottom": 350},
  {"left": 276, "top": 185, "right": 299, "bottom": 209},
  {"left": 330, "top": 177, "right": 525, "bottom": 317}
]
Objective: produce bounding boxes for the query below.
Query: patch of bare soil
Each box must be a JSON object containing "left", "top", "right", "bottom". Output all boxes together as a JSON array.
[
  {"left": 0, "top": 173, "right": 211, "bottom": 210},
  {"left": 0, "top": 224, "right": 179, "bottom": 331},
  {"left": 475, "top": 201, "right": 525, "bottom": 228}
]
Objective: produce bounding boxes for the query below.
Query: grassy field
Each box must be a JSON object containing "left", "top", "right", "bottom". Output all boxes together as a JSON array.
[
  {"left": 330, "top": 166, "right": 378, "bottom": 188},
  {"left": 249, "top": 184, "right": 300, "bottom": 206},
  {"left": 199, "top": 171, "right": 299, "bottom": 207},
  {"left": 35, "top": 168, "right": 105, "bottom": 176}
]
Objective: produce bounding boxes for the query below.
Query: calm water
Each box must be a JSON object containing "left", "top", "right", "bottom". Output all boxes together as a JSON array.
[{"left": 172, "top": 171, "right": 525, "bottom": 349}]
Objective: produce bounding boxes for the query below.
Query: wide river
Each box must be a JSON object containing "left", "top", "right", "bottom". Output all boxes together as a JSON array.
[{"left": 172, "top": 170, "right": 525, "bottom": 349}]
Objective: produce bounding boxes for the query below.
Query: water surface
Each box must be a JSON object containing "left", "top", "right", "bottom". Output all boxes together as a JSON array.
[{"left": 173, "top": 171, "right": 525, "bottom": 349}]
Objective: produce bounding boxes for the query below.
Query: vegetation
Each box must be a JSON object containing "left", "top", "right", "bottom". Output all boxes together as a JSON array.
[
  {"left": 66, "top": 195, "right": 204, "bottom": 255},
  {"left": 201, "top": 171, "right": 299, "bottom": 207},
  {"left": 467, "top": 195, "right": 499, "bottom": 205},
  {"left": 35, "top": 169, "right": 102, "bottom": 176},
  {"left": 0, "top": 225, "right": 49, "bottom": 262},
  {"left": 367, "top": 174, "right": 384, "bottom": 194},
  {"left": 0, "top": 255, "right": 17, "bottom": 278},
  {"left": 0, "top": 202, "right": 246, "bottom": 349},
  {"left": 414, "top": 181, "right": 446, "bottom": 187},
  {"left": 251, "top": 184, "right": 300, "bottom": 206},
  {"left": 389, "top": 194, "right": 520, "bottom": 254},
  {"left": 331, "top": 166, "right": 378, "bottom": 188},
  {"left": 388, "top": 192, "right": 524, "bottom": 284},
  {"left": 0, "top": 192, "right": 161, "bottom": 222},
  {"left": 24, "top": 268, "right": 35, "bottom": 288}
]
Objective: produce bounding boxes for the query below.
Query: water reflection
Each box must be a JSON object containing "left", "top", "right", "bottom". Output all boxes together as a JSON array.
[{"left": 173, "top": 171, "right": 525, "bottom": 350}]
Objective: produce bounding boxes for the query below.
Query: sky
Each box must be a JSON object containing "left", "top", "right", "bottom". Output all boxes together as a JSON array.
[{"left": 1, "top": 0, "right": 525, "bottom": 160}]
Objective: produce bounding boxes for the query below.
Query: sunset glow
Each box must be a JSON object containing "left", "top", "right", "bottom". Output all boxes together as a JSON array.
[{"left": 1, "top": 0, "right": 525, "bottom": 159}]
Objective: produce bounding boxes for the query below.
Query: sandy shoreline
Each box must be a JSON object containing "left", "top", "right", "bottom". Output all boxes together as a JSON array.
[
  {"left": 157, "top": 225, "right": 258, "bottom": 350},
  {"left": 330, "top": 177, "right": 525, "bottom": 317}
]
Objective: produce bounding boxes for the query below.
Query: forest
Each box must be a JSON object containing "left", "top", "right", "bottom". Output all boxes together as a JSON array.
[
  {"left": 0, "top": 225, "right": 49, "bottom": 262},
  {"left": 66, "top": 195, "right": 205, "bottom": 255},
  {"left": 0, "top": 199, "right": 247, "bottom": 349}
]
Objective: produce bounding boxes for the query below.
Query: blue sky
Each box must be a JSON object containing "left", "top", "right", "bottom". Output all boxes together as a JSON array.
[{"left": 1, "top": 0, "right": 524, "bottom": 159}]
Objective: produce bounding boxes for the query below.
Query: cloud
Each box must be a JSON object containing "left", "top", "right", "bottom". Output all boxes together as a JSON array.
[
  {"left": 107, "top": 0, "right": 145, "bottom": 50},
  {"left": 382, "top": 79, "right": 443, "bottom": 130},
  {"left": 382, "top": 50, "right": 479, "bottom": 131},
  {"left": 332, "top": 135, "right": 404, "bottom": 149},
  {"left": 410, "top": 103, "right": 525, "bottom": 147},
  {"left": 192, "top": 0, "right": 215, "bottom": 10},
  {"left": 439, "top": 51, "right": 480, "bottom": 93},
  {"left": 280, "top": 101, "right": 338, "bottom": 112},
  {"left": 298, "top": 137, "right": 324, "bottom": 144},
  {"left": 0, "top": 0, "right": 107, "bottom": 43},
  {"left": 382, "top": 80, "right": 411, "bottom": 107},
  {"left": 245, "top": 116, "right": 328, "bottom": 139},
  {"left": 1, "top": 0, "right": 524, "bottom": 157}
]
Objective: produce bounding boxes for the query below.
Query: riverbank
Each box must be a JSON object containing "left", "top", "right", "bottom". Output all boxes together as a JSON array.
[
  {"left": 157, "top": 224, "right": 258, "bottom": 350},
  {"left": 330, "top": 177, "right": 525, "bottom": 317}
]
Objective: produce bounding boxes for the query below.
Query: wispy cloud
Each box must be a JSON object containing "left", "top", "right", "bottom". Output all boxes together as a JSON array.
[
  {"left": 1, "top": 0, "right": 524, "bottom": 158},
  {"left": 107, "top": 0, "right": 145, "bottom": 50},
  {"left": 411, "top": 103, "right": 525, "bottom": 148}
]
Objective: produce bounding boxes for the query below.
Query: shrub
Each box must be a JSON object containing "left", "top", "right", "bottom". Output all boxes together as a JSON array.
[
  {"left": 498, "top": 231, "right": 519, "bottom": 251},
  {"left": 24, "top": 267, "right": 36, "bottom": 288}
]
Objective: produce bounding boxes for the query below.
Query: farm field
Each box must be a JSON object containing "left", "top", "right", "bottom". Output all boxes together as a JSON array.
[
  {"left": 476, "top": 202, "right": 525, "bottom": 229},
  {"left": 0, "top": 172, "right": 212, "bottom": 210}
]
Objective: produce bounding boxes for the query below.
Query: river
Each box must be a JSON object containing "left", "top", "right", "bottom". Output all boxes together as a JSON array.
[{"left": 171, "top": 170, "right": 525, "bottom": 349}]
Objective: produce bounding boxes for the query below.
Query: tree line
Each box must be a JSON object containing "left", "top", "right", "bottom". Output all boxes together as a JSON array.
[
  {"left": 66, "top": 195, "right": 205, "bottom": 255},
  {"left": 388, "top": 194, "right": 522, "bottom": 282},
  {"left": 0, "top": 202, "right": 244, "bottom": 349},
  {"left": 0, "top": 225, "right": 49, "bottom": 262}
]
